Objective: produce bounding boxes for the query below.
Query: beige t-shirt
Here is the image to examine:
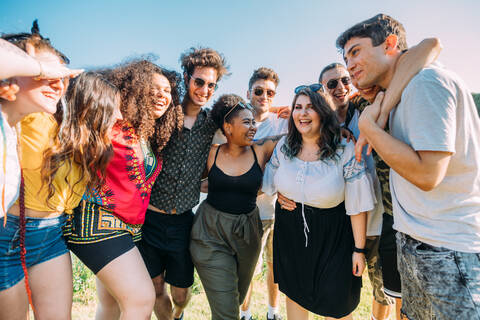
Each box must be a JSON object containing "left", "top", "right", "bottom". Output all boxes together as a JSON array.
[{"left": 390, "top": 64, "right": 480, "bottom": 252}]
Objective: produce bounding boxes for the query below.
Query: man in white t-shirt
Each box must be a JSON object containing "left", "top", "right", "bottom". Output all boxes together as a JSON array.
[
  {"left": 240, "top": 67, "right": 287, "bottom": 320},
  {"left": 319, "top": 62, "right": 393, "bottom": 320},
  {"left": 337, "top": 14, "right": 480, "bottom": 320}
]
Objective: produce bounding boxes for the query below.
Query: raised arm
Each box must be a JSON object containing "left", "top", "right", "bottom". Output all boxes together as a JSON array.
[
  {"left": 0, "top": 39, "right": 43, "bottom": 79},
  {"left": 0, "top": 39, "right": 83, "bottom": 80},
  {"left": 378, "top": 38, "right": 442, "bottom": 126}
]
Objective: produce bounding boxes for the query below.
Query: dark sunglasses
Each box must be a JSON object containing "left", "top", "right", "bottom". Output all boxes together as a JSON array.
[
  {"left": 253, "top": 87, "right": 276, "bottom": 98},
  {"left": 189, "top": 75, "right": 218, "bottom": 91},
  {"left": 294, "top": 83, "right": 324, "bottom": 94},
  {"left": 326, "top": 77, "right": 351, "bottom": 90}
]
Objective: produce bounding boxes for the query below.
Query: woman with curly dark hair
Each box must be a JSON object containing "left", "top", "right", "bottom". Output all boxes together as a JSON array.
[
  {"left": 189, "top": 94, "right": 281, "bottom": 320},
  {"left": 262, "top": 88, "right": 374, "bottom": 320},
  {"left": 67, "top": 60, "right": 183, "bottom": 320}
]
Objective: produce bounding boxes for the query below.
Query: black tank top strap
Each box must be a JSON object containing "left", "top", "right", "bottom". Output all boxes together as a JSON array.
[
  {"left": 207, "top": 145, "right": 263, "bottom": 215},
  {"left": 250, "top": 145, "right": 259, "bottom": 165},
  {"left": 213, "top": 145, "right": 222, "bottom": 164}
]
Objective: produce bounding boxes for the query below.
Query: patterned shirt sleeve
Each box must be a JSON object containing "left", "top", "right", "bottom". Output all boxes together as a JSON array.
[{"left": 342, "top": 141, "right": 375, "bottom": 215}]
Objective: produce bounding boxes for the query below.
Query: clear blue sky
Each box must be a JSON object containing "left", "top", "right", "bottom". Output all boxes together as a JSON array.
[{"left": 3, "top": 0, "right": 479, "bottom": 106}]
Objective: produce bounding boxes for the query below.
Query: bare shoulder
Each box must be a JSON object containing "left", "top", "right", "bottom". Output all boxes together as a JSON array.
[{"left": 207, "top": 144, "right": 221, "bottom": 170}]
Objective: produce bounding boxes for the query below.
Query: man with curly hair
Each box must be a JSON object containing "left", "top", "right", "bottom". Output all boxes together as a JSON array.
[
  {"left": 337, "top": 14, "right": 480, "bottom": 319},
  {"left": 139, "top": 47, "right": 228, "bottom": 320}
]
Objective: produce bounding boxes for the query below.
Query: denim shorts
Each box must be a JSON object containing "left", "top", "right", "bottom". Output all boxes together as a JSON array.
[
  {"left": 0, "top": 214, "right": 68, "bottom": 291},
  {"left": 396, "top": 232, "right": 480, "bottom": 320}
]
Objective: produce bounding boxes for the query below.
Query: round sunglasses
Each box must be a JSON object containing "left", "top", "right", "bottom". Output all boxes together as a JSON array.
[
  {"left": 189, "top": 75, "right": 218, "bottom": 91},
  {"left": 253, "top": 87, "right": 276, "bottom": 98}
]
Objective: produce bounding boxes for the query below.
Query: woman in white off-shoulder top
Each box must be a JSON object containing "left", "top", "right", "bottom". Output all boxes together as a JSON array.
[{"left": 262, "top": 86, "right": 375, "bottom": 320}]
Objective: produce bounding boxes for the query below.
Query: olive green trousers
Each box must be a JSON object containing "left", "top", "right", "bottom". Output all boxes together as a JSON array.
[{"left": 190, "top": 201, "right": 263, "bottom": 320}]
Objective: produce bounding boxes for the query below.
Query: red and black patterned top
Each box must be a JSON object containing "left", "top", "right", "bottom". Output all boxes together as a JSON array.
[{"left": 82, "top": 120, "right": 162, "bottom": 225}]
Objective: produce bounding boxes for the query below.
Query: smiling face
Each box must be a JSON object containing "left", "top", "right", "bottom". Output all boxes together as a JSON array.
[
  {"left": 343, "top": 37, "right": 391, "bottom": 89},
  {"left": 186, "top": 66, "right": 218, "bottom": 107},
  {"left": 247, "top": 79, "right": 276, "bottom": 115},
  {"left": 321, "top": 67, "right": 352, "bottom": 110},
  {"left": 13, "top": 50, "right": 65, "bottom": 114},
  {"left": 151, "top": 73, "right": 172, "bottom": 119},
  {"left": 224, "top": 108, "right": 257, "bottom": 146},
  {"left": 292, "top": 94, "right": 321, "bottom": 139}
]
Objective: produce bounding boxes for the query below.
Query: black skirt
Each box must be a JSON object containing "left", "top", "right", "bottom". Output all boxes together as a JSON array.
[{"left": 273, "top": 201, "right": 361, "bottom": 317}]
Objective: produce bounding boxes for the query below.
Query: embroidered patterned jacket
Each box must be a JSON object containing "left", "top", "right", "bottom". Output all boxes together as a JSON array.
[{"left": 82, "top": 120, "right": 162, "bottom": 225}]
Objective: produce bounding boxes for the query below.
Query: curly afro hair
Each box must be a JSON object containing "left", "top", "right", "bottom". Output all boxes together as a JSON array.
[{"left": 106, "top": 60, "right": 184, "bottom": 155}]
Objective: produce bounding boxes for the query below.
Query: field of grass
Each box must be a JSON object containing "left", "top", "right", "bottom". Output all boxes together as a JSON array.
[{"left": 66, "top": 255, "right": 378, "bottom": 320}]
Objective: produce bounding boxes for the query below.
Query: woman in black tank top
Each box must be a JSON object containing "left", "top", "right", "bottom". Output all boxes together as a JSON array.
[
  {"left": 206, "top": 144, "right": 262, "bottom": 214},
  {"left": 190, "top": 94, "right": 282, "bottom": 320}
]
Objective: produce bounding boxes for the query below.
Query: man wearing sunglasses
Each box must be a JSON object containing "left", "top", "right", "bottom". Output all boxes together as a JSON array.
[
  {"left": 320, "top": 62, "right": 394, "bottom": 320},
  {"left": 319, "top": 63, "right": 354, "bottom": 124},
  {"left": 240, "top": 67, "right": 287, "bottom": 320},
  {"left": 337, "top": 14, "right": 480, "bottom": 320},
  {"left": 139, "top": 47, "right": 228, "bottom": 320}
]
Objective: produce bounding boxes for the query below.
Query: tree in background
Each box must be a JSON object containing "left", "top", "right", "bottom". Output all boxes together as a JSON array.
[{"left": 473, "top": 93, "right": 480, "bottom": 115}]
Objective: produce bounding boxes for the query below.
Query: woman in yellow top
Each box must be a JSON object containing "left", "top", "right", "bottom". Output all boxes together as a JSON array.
[
  {"left": 0, "top": 21, "right": 80, "bottom": 319},
  {"left": 0, "top": 23, "right": 121, "bottom": 319},
  {"left": 8, "top": 72, "right": 119, "bottom": 319}
]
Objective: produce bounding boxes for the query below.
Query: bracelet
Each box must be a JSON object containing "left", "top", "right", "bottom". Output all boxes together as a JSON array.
[
  {"left": 353, "top": 246, "right": 367, "bottom": 254},
  {"left": 34, "top": 60, "right": 45, "bottom": 79}
]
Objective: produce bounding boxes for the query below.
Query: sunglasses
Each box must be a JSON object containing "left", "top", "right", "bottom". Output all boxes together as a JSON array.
[
  {"left": 223, "top": 101, "right": 252, "bottom": 122},
  {"left": 294, "top": 83, "right": 324, "bottom": 94},
  {"left": 189, "top": 75, "right": 218, "bottom": 91},
  {"left": 326, "top": 77, "right": 351, "bottom": 90},
  {"left": 253, "top": 87, "right": 276, "bottom": 98}
]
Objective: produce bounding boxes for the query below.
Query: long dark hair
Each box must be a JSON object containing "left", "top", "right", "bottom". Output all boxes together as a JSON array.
[
  {"left": 282, "top": 88, "right": 343, "bottom": 161},
  {"left": 42, "top": 72, "right": 119, "bottom": 201}
]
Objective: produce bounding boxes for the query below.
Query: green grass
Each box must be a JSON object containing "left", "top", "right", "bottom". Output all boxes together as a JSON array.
[{"left": 68, "top": 255, "right": 378, "bottom": 320}]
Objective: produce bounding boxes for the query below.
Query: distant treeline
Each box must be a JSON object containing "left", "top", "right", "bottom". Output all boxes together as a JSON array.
[{"left": 474, "top": 93, "right": 480, "bottom": 115}]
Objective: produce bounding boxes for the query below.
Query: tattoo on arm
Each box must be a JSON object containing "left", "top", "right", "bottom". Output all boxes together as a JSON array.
[{"left": 255, "top": 134, "right": 285, "bottom": 146}]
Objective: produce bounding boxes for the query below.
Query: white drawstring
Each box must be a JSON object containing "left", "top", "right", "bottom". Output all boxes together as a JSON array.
[
  {"left": 301, "top": 202, "right": 309, "bottom": 247},
  {"left": 296, "top": 161, "right": 310, "bottom": 247}
]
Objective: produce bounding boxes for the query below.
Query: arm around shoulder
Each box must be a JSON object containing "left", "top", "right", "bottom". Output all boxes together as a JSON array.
[
  {"left": 379, "top": 37, "right": 442, "bottom": 122},
  {"left": 255, "top": 134, "right": 285, "bottom": 165}
]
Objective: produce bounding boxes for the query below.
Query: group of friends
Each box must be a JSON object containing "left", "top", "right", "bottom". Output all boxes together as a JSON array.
[{"left": 0, "top": 13, "right": 479, "bottom": 320}]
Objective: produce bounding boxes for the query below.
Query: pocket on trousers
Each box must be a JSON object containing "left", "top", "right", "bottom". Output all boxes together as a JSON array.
[{"left": 414, "top": 242, "right": 454, "bottom": 258}]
